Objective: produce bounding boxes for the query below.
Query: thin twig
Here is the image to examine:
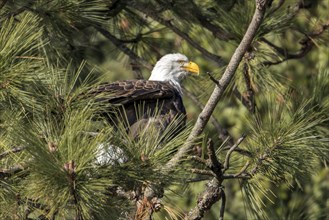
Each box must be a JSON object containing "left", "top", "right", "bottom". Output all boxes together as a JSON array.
[
  {"left": 191, "top": 168, "right": 215, "bottom": 176},
  {"left": 207, "top": 72, "right": 220, "bottom": 87},
  {"left": 242, "top": 60, "right": 255, "bottom": 113},
  {"left": 189, "top": 139, "right": 224, "bottom": 181},
  {"left": 219, "top": 189, "right": 226, "bottom": 220},
  {"left": 222, "top": 160, "right": 251, "bottom": 180},
  {"left": 234, "top": 161, "right": 250, "bottom": 177},
  {"left": 262, "top": 20, "right": 329, "bottom": 66},
  {"left": 186, "top": 177, "right": 210, "bottom": 183},
  {"left": 63, "top": 160, "right": 83, "bottom": 220},
  {"left": 188, "top": 155, "right": 208, "bottom": 165},
  {"left": 0, "top": 146, "right": 26, "bottom": 160},
  {"left": 223, "top": 135, "right": 246, "bottom": 172},
  {"left": 233, "top": 53, "right": 255, "bottom": 113},
  {"left": 222, "top": 173, "right": 250, "bottom": 179}
]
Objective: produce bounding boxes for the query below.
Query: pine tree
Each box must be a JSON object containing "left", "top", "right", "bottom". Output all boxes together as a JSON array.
[{"left": 1, "top": 0, "right": 328, "bottom": 219}]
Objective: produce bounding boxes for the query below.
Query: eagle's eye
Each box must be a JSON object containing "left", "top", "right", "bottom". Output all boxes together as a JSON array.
[{"left": 177, "top": 60, "right": 186, "bottom": 65}]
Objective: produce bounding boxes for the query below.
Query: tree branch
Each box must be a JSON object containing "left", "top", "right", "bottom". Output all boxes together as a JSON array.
[
  {"left": 222, "top": 161, "right": 251, "bottom": 179},
  {"left": 0, "top": 0, "right": 8, "bottom": 10},
  {"left": 0, "top": 146, "right": 26, "bottom": 160},
  {"left": 166, "top": 0, "right": 269, "bottom": 170},
  {"left": 223, "top": 135, "right": 246, "bottom": 172},
  {"left": 186, "top": 77, "right": 252, "bottom": 157},
  {"left": 242, "top": 59, "right": 255, "bottom": 113},
  {"left": 187, "top": 1, "right": 234, "bottom": 41},
  {"left": 186, "top": 137, "right": 249, "bottom": 219},
  {"left": 0, "top": 165, "right": 24, "bottom": 178},
  {"left": 106, "top": 0, "right": 126, "bottom": 17},
  {"left": 262, "top": 20, "right": 329, "bottom": 66},
  {"left": 182, "top": 87, "right": 235, "bottom": 146},
  {"left": 219, "top": 189, "right": 226, "bottom": 220},
  {"left": 95, "top": 26, "right": 153, "bottom": 76},
  {"left": 131, "top": 3, "right": 225, "bottom": 66},
  {"left": 185, "top": 178, "right": 222, "bottom": 220}
]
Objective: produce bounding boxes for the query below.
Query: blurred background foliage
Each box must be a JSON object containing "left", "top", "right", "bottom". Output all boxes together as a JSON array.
[{"left": 0, "top": 0, "right": 328, "bottom": 219}]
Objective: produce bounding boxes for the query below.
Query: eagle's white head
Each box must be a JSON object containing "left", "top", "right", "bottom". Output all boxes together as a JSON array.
[{"left": 149, "top": 53, "right": 199, "bottom": 94}]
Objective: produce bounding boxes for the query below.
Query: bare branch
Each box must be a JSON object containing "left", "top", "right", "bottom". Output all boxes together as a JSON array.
[
  {"left": 223, "top": 135, "right": 246, "bottom": 172},
  {"left": 242, "top": 60, "right": 255, "bottom": 113},
  {"left": 131, "top": 4, "right": 225, "bottom": 66},
  {"left": 183, "top": 88, "right": 235, "bottom": 146},
  {"left": 186, "top": 177, "right": 210, "bottom": 183},
  {"left": 107, "top": 0, "right": 126, "bottom": 17},
  {"left": 188, "top": 1, "right": 234, "bottom": 41},
  {"left": 166, "top": 0, "right": 269, "bottom": 170},
  {"left": 207, "top": 72, "right": 220, "bottom": 87},
  {"left": 0, "top": 165, "right": 24, "bottom": 178},
  {"left": 222, "top": 173, "right": 250, "bottom": 179},
  {"left": 95, "top": 26, "right": 153, "bottom": 75},
  {"left": 0, "top": 146, "right": 26, "bottom": 160},
  {"left": 219, "top": 189, "right": 226, "bottom": 220},
  {"left": 222, "top": 161, "right": 251, "bottom": 179},
  {"left": 185, "top": 178, "right": 222, "bottom": 220},
  {"left": 262, "top": 20, "right": 329, "bottom": 66},
  {"left": 191, "top": 168, "right": 215, "bottom": 177},
  {"left": 188, "top": 155, "right": 208, "bottom": 166},
  {"left": 234, "top": 161, "right": 251, "bottom": 177},
  {"left": 206, "top": 139, "right": 222, "bottom": 176},
  {"left": 189, "top": 139, "right": 224, "bottom": 180},
  {"left": 0, "top": 0, "right": 8, "bottom": 10}
]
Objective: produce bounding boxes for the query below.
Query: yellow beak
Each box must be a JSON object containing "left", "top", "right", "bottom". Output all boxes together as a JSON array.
[{"left": 183, "top": 61, "right": 200, "bottom": 75}]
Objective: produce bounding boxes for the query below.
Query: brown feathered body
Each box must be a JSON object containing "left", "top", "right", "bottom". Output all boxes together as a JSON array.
[{"left": 92, "top": 80, "right": 186, "bottom": 139}]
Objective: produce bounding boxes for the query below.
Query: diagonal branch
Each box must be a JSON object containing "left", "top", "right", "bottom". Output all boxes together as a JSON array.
[
  {"left": 183, "top": 87, "right": 235, "bottom": 146},
  {"left": 95, "top": 26, "right": 153, "bottom": 77},
  {"left": 131, "top": 4, "right": 225, "bottom": 66},
  {"left": 0, "top": 0, "right": 8, "bottom": 10},
  {"left": 187, "top": 0, "right": 234, "bottom": 41},
  {"left": 166, "top": 0, "right": 269, "bottom": 170}
]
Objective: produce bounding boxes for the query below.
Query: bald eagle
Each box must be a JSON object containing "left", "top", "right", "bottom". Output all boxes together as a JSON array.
[{"left": 92, "top": 53, "right": 199, "bottom": 139}]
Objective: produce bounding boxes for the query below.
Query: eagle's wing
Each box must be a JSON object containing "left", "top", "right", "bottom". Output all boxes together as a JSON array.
[
  {"left": 89, "top": 80, "right": 186, "bottom": 139},
  {"left": 90, "top": 80, "right": 177, "bottom": 105}
]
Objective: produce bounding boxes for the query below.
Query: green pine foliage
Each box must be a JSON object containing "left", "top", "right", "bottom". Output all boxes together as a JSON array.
[{"left": 0, "top": 0, "right": 328, "bottom": 219}]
